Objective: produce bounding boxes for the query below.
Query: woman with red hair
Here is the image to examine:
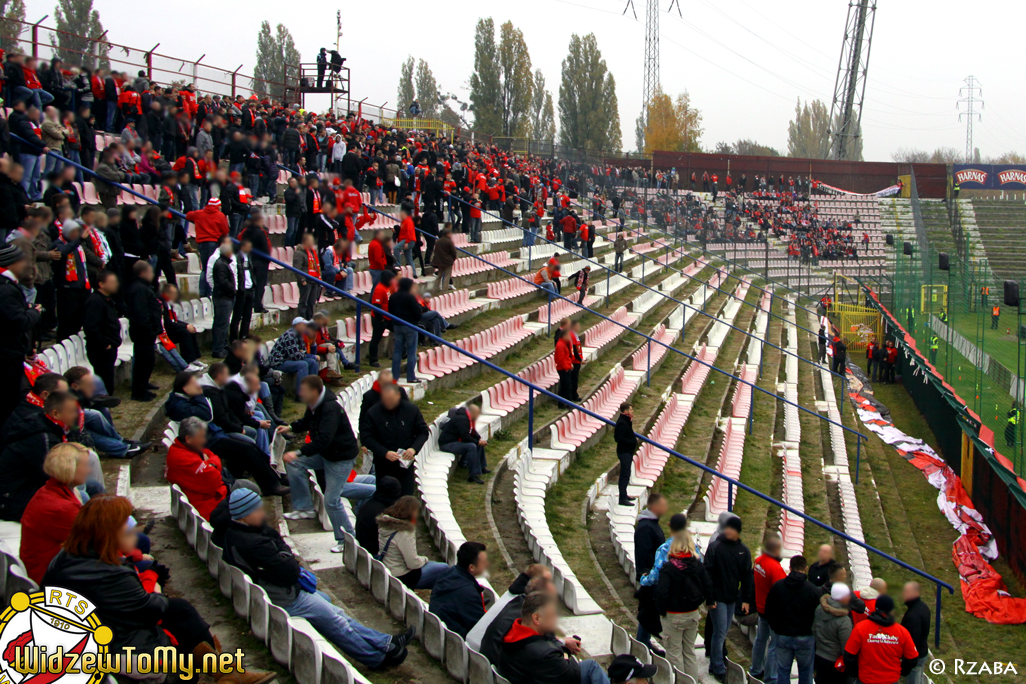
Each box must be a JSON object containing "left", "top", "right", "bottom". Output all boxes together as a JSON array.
[{"left": 43, "top": 496, "right": 274, "bottom": 684}]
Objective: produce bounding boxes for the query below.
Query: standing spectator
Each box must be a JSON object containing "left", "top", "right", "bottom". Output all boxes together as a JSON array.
[
  {"left": 818, "top": 326, "right": 828, "bottom": 364},
  {"left": 750, "top": 535, "right": 787, "bottom": 684},
  {"left": 360, "top": 382, "right": 428, "bottom": 496},
  {"left": 388, "top": 277, "right": 422, "bottom": 383},
  {"left": 230, "top": 238, "right": 255, "bottom": 342},
  {"left": 367, "top": 230, "right": 388, "bottom": 289},
  {"left": 614, "top": 233, "right": 628, "bottom": 272},
  {"left": 431, "top": 228, "right": 458, "bottom": 293},
  {"left": 82, "top": 270, "right": 121, "bottom": 394},
  {"left": 9, "top": 98, "right": 46, "bottom": 201},
  {"left": 367, "top": 270, "right": 394, "bottom": 369},
  {"left": 240, "top": 213, "right": 271, "bottom": 311},
  {"left": 614, "top": 402, "right": 638, "bottom": 506},
  {"left": 657, "top": 528, "right": 713, "bottom": 680},
  {"left": 394, "top": 205, "right": 417, "bottom": 267},
  {"left": 0, "top": 245, "right": 40, "bottom": 424},
  {"left": 267, "top": 318, "right": 319, "bottom": 396},
  {"left": 376, "top": 495, "right": 450, "bottom": 590},
  {"left": 210, "top": 241, "right": 236, "bottom": 358},
  {"left": 554, "top": 327, "right": 574, "bottom": 407},
  {"left": 186, "top": 197, "right": 229, "bottom": 298},
  {"left": 165, "top": 417, "right": 228, "bottom": 521},
  {"left": 125, "top": 261, "right": 162, "bottom": 401},
  {"left": 283, "top": 177, "right": 302, "bottom": 246},
  {"left": 52, "top": 219, "right": 91, "bottom": 341},
  {"left": 866, "top": 336, "right": 879, "bottom": 381},
  {"left": 808, "top": 544, "right": 838, "bottom": 588},
  {"left": 704, "top": 514, "right": 753, "bottom": 682},
  {"left": 439, "top": 404, "right": 489, "bottom": 484},
  {"left": 900, "top": 582, "right": 930, "bottom": 684},
  {"left": 354, "top": 476, "right": 402, "bottom": 555},
  {"left": 280, "top": 375, "right": 361, "bottom": 553},
  {"left": 293, "top": 232, "right": 321, "bottom": 321},
  {"left": 813, "top": 583, "right": 854, "bottom": 684},
  {"left": 429, "top": 542, "right": 489, "bottom": 638},
  {"left": 829, "top": 334, "right": 847, "bottom": 377},
  {"left": 633, "top": 493, "right": 668, "bottom": 652},
  {"left": 765, "top": 555, "right": 821, "bottom": 684},
  {"left": 843, "top": 595, "right": 919, "bottom": 684}
]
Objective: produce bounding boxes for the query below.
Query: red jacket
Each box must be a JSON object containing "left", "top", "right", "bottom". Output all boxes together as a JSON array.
[
  {"left": 186, "top": 205, "right": 229, "bottom": 243},
  {"left": 370, "top": 282, "right": 390, "bottom": 319},
  {"left": 368, "top": 239, "right": 387, "bottom": 270},
  {"left": 398, "top": 216, "right": 417, "bottom": 243},
  {"left": 20, "top": 478, "right": 82, "bottom": 583},
  {"left": 165, "top": 438, "right": 227, "bottom": 520},
  {"left": 844, "top": 617, "right": 918, "bottom": 684},
  {"left": 561, "top": 215, "right": 577, "bottom": 235},
  {"left": 555, "top": 338, "right": 573, "bottom": 371},
  {"left": 342, "top": 187, "right": 362, "bottom": 212},
  {"left": 752, "top": 553, "right": 787, "bottom": 615}
]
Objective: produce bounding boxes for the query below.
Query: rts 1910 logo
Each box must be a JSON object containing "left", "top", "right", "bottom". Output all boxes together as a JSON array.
[{"left": 955, "top": 168, "right": 989, "bottom": 185}]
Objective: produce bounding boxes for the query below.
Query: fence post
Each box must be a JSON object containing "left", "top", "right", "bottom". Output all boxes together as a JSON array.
[
  {"left": 727, "top": 481, "right": 734, "bottom": 512},
  {"left": 354, "top": 302, "right": 362, "bottom": 371},
  {"left": 748, "top": 383, "right": 755, "bottom": 434},
  {"left": 646, "top": 341, "right": 651, "bottom": 387},
  {"left": 934, "top": 585, "right": 942, "bottom": 648},
  {"left": 606, "top": 267, "right": 610, "bottom": 307},
  {"left": 547, "top": 294, "right": 552, "bottom": 335},
  {"left": 528, "top": 387, "right": 534, "bottom": 452},
  {"left": 855, "top": 435, "right": 862, "bottom": 484}
]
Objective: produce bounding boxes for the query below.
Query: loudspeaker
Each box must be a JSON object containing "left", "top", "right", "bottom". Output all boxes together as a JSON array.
[
  {"left": 939, "top": 253, "right": 950, "bottom": 271},
  {"left": 1005, "top": 280, "right": 1020, "bottom": 307},
  {"left": 885, "top": 234, "right": 894, "bottom": 246},
  {"left": 903, "top": 241, "right": 913, "bottom": 256}
]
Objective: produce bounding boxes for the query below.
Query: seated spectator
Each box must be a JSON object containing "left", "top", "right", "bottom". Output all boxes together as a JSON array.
[
  {"left": 225, "top": 339, "right": 285, "bottom": 425},
  {"left": 439, "top": 403, "right": 489, "bottom": 484},
  {"left": 267, "top": 317, "right": 320, "bottom": 400},
  {"left": 417, "top": 292, "right": 453, "bottom": 339},
  {"left": 322, "top": 236, "right": 354, "bottom": 293},
  {"left": 0, "top": 390, "right": 103, "bottom": 521},
  {"left": 224, "top": 365, "right": 273, "bottom": 456},
  {"left": 311, "top": 309, "right": 356, "bottom": 375},
  {"left": 165, "top": 416, "right": 228, "bottom": 520},
  {"left": 280, "top": 375, "right": 362, "bottom": 553},
  {"left": 498, "top": 591, "right": 608, "bottom": 684},
  {"left": 223, "top": 487, "right": 413, "bottom": 669},
  {"left": 159, "top": 282, "right": 204, "bottom": 371},
  {"left": 44, "top": 495, "right": 275, "bottom": 684},
  {"left": 165, "top": 370, "right": 287, "bottom": 497},
  {"left": 360, "top": 381, "right": 428, "bottom": 496},
  {"left": 376, "top": 495, "right": 449, "bottom": 590},
  {"left": 20, "top": 443, "right": 92, "bottom": 583},
  {"left": 355, "top": 475, "right": 402, "bottom": 555},
  {"left": 472, "top": 565, "right": 554, "bottom": 663},
  {"left": 607, "top": 655, "right": 658, "bottom": 684},
  {"left": 65, "top": 366, "right": 149, "bottom": 458},
  {"left": 210, "top": 479, "right": 259, "bottom": 549},
  {"left": 429, "top": 541, "right": 489, "bottom": 638}
]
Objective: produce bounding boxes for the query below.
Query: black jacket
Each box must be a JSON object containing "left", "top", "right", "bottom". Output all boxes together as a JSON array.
[
  {"left": 354, "top": 476, "right": 401, "bottom": 553},
  {"left": 212, "top": 255, "right": 236, "bottom": 300},
  {"left": 202, "top": 383, "right": 246, "bottom": 435},
  {"left": 439, "top": 406, "right": 480, "bottom": 445},
  {"left": 0, "top": 174, "right": 26, "bottom": 234},
  {"left": 358, "top": 383, "right": 407, "bottom": 425},
  {"left": 614, "top": 413, "right": 638, "bottom": 453},
  {"left": 765, "top": 571, "right": 821, "bottom": 636},
  {"left": 283, "top": 187, "right": 302, "bottom": 217},
  {"left": 224, "top": 380, "right": 261, "bottom": 430},
  {"left": 360, "top": 398, "right": 429, "bottom": 482},
  {"left": 633, "top": 510, "right": 665, "bottom": 580},
  {"left": 82, "top": 291, "right": 122, "bottom": 351},
  {"left": 703, "top": 535, "right": 754, "bottom": 604},
  {"left": 0, "top": 275, "right": 40, "bottom": 363},
  {"left": 8, "top": 109, "right": 43, "bottom": 157},
  {"left": 428, "top": 565, "right": 485, "bottom": 638},
  {"left": 125, "top": 279, "right": 162, "bottom": 342},
  {"left": 498, "top": 624, "right": 580, "bottom": 684},
  {"left": 290, "top": 391, "right": 359, "bottom": 462},
  {"left": 656, "top": 553, "right": 714, "bottom": 614},
  {"left": 901, "top": 596, "right": 930, "bottom": 660},
  {"left": 0, "top": 403, "right": 83, "bottom": 521},
  {"left": 42, "top": 550, "right": 171, "bottom": 654},
  {"left": 223, "top": 520, "right": 302, "bottom": 605},
  {"left": 808, "top": 560, "right": 838, "bottom": 588},
  {"left": 388, "top": 290, "right": 422, "bottom": 326}
]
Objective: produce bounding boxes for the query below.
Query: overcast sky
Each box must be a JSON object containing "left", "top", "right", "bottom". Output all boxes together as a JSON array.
[{"left": 26, "top": 0, "right": 1026, "bottom": 162}]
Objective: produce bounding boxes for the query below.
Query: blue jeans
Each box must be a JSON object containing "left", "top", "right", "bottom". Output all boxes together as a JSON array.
[
  {"left": 284, "top": 589, "right": 391, "bottom": 668},
  {"left": 275, "top": 356, "right": 319, "bottom": 395},
  {"left": 369, "top": 270, "right": 382, "bottom": 289},
  {"left": 285, "top": 217, "right": 299, "bottom": 247},
  {"left": 420, "top": 310, "right": 447, "bottom": 337},
  {"left": 19, "top": 153, "right": 42, "bottom": 200},
  {"left": 197, "top": 241, "right": 218, "bottom": 297},
  {"left": 13, "top": 86, "right": 53, "bottom": 111},
  {"left": 415, "top": 561, "right": 450, "bottom": 590},
  {"left": 83, "top": 409, "right": 129, "bottom": 458},
  {"left": 636, "top": 623, "right": 652, "bottom": 648},
  {"left": 775, "top": 634, "right": 815, "bottom": 684},
  {"left": 709, "top": 601, "right": 734, "bottom": 675},
  {"left": 391, "top": 325, "right": 418, "bottom": 382},
  {"left": 469, "top": 217, "right": 482, "bottom": 243},
  {"left": 157, "top": 342, "right": 190, "bottom": 372},
  {"left": 105, "top": 102, "right": 116, "bottom": 132},
  {"left": 441, "top": 442, "right": 487, "bottom": 478},
  {"left": 579, "top": 659, "right": 611, "bottom": 684},
  {"left": 538, "top": 281, "right": 556, "bottom": 294},
  {"left": 750, "top": 615, "right": 778, "bottom": 683},
  {"left": 393, "top": 240, "right": 413, "bottom": 267},
  {"left": 342, "top": 474, "right": 376, "bottom": 514},
  {"left": 286, "top": 455, "right": 356, "bottom": 541}
]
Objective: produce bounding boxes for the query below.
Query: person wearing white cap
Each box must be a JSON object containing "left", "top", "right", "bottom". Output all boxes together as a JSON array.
[
  {"left": 185, "top": 195, "right": 229, "bottom": 297},
  {"left": 812, "top": 582, "right": 853, "bottom": 684},
  {"left": 266, "top": 316, "right": 319, "bottom": 399}
]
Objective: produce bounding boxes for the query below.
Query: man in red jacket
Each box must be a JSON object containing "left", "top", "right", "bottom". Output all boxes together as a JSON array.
[
  {"left": 165, "top": 416, "right": 228, "bottom": 520},
  {"left": 367, "top": 230, "right": 389, "bottom": 289},
  {"left": 395, "top": 205, "right": 417, "bottom": 268},
  {"left": 186, "top": 197, "right": 229, "bottom": 297},
  {"left": 843, "top": 594, "right": 919, "bottom": 684},
  {"left": 368, "top": 270, "right": 394, "bottom": 368},
  {"left": 750, "top": 535, "right": 787, "bottom": 683}
]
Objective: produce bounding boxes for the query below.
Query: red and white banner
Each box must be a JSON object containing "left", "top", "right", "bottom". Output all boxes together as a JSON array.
[{"left": 815, "top": 180, "right": 901, "bottom": 198}]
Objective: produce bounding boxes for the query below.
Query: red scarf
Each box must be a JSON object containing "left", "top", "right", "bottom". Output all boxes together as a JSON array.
[
  {"left": 45, "top": 415, "right": 70, "bottom": 442},
  {"left": 25, "top": 392, "right": 44, "bottom": 408},
  {"left": 311, "top": 190, "right": 321, "bottom": 214},
  {"left": 304, "top": 248, "right": 321, "bottom": 278},
  {"left": 86, "top": 225, "right": 107, "bottom": 262},
  {"left": 57, "top": 229, "right": 91, "bottom": 289}
]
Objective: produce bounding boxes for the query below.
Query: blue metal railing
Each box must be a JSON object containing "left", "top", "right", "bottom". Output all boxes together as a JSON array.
[{"left": 23, "top": 138, "right": 949, "bottom": 645}]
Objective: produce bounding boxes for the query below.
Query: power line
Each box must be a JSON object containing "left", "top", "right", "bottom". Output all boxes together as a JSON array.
[{"left": 957, "top": 75, "right": 983, "bottom": 163}]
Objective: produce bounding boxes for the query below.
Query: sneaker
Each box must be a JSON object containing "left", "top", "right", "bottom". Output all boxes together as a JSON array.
[
  {"left": 284, "top": 509, "right": 317, "bottom": 521},
  {"left": 391, "top": 626, "right": 415, "bottom": 651},
  {"left": 377, "top": 645, "right": 408, "bottom": 669},
  {"left": 124, "top": 441, "right": 152, "bottom": 457},
  {"left": 468, "top": 476, "right": 485, "bottom": 485},
  {"left": 91, "top": 395, "right": 122, "bottom": 409},
  {"left": 650, "top": 646, "right": 666, "bottom": 658},
  {"left": 330, "top": 543, "right": 344, "bottom": 554},
  {"left": 481, "top": 468, "right": 492, "bottom": 474},
  {"left": 186, "top": 361, "right": 208, "bottom": 372}
]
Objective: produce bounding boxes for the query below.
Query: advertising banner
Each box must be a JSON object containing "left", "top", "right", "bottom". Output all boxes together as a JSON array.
[{"left": 952, "top": 164, "right": 1026, "bottom": 190}]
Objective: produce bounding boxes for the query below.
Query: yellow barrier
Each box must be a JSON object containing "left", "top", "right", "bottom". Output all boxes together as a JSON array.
[{"left": 833, "top": 302, "right": 882, "bottom": 350}]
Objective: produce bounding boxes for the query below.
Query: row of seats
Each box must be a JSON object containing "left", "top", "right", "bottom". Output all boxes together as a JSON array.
[
  {"left": 778, "top": 298, "right": 806, "bottom": 557},
  {"left": 480, "top": 356, "right": 558, "bottom": 416},
  {"left": 429, "top": 289, "right": 483, "bottom": 319},
  {"left": 629, "top": 324, "right": 676, "bottom": 372},
  {"left": 581, "top": 306, "right": 638, "bottom": 353},
  {"left": 486, "top": 277, "right": 536, "bottom": 301},
  {"left": 451, "top": 251, "right": 518, "bottom": 277},
  {"left": 549, "top": 366, "right": 640, "bottom": 453},
  {"left": 415, "top": 317, "right": 534, "bottom": 380}
]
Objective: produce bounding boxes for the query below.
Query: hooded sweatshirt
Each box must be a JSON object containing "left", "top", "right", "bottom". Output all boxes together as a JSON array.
[
  {"left": 765, "top": 571, "right": 821, "bottom": 636},
  {"left": 375, "top": 513, "right": 427, "bottom": 586},
  {"left": 843, "top": 610, "right": 919, "bottom": 684},
  {"left": 656, "top": 552, "right": 714, "bottom": 614},
  {"left": 354, "top": 476, "right": 401, "bottom": 553},
  {"left": 498, "top": 619, "right": 580, "bottom": 684}
]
